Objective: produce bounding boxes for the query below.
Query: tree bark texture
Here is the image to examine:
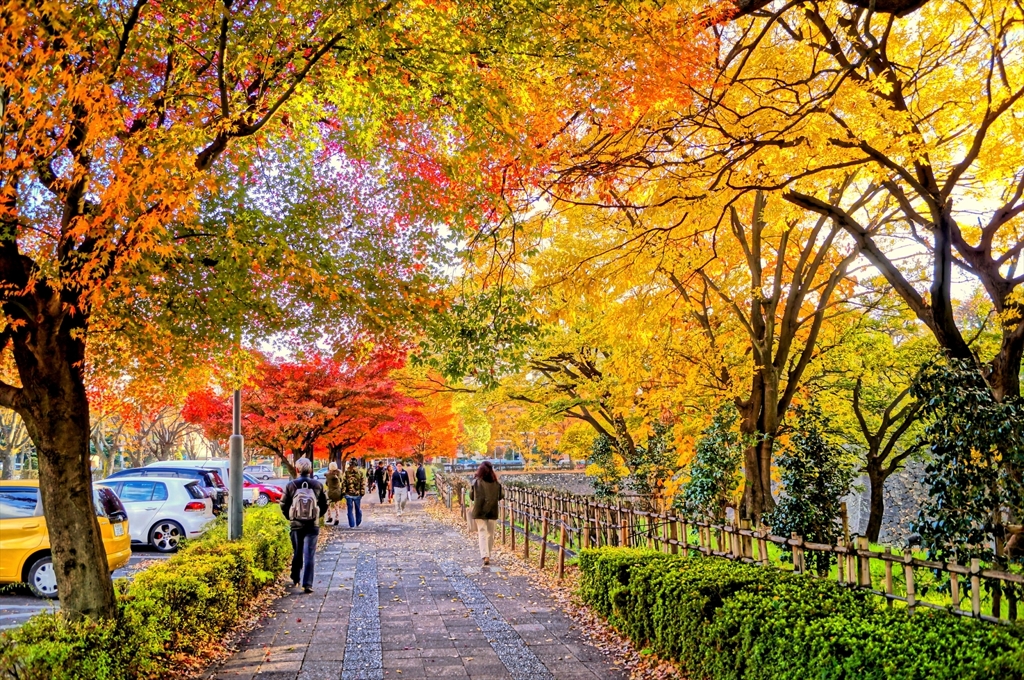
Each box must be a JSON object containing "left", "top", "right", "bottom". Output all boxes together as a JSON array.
[{"left": 3, "top": 286, "right": 117, "bottom": 620}]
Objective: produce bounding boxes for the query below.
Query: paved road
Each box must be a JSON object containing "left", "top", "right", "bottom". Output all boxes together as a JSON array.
[
  {"left": 208, "top": 494, "right": 624, "bottom": 680},
  {"left": 0, "top": 546, "right": 172, "bottom": 630}
]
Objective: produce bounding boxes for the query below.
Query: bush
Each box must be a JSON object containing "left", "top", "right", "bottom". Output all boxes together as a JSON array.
[
  {"left": 578, "top": 547, "right": 1024, "bottom": 680},
  {"left": 0, "top": 507, "right": 290, "bottom": 680}
]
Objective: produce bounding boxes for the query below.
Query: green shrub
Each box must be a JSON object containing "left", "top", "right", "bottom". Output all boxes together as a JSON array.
[
  {"left": 578, "top": 547, "right": 1024, "bottom": 680},
  {"left": 0, "top": 507, "right": 290, "bottom": 680}
]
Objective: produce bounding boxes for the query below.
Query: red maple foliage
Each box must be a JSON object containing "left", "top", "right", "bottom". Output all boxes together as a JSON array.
[{"left": 184, "top": 351, "right": 418, "bottom": 476}]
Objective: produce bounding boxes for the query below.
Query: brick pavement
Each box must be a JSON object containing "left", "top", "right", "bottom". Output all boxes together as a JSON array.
[{"left": 207, "top": 493, "right": 626, "bottom": 680}]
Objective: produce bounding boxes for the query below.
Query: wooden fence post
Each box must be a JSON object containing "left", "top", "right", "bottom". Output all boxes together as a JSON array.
[
  {"left": 502, "top": 503, "right": 507, "bottom": 545},
  {"left": 757, "top": 527, "right": 769, "bottom": 567},
  {"left": 903, "top": 551, "right": 916, "bottom": 612},
  {"left": 510, "top": 501, "right": 517, "bottom": 552},
  {"left": 558, "top": 515, "right": 567, "bottom": 579},
  {"left": 620, "top": 518, "right": 629, "bottom": 548},
  {"left": 791, "top": 533, "right": 804, "bottom": 574},
  {"left": 970, "top": 558, "right": 982, "bottom": 617},
  {"left": 883, "top": 547, "right": 894, "bottom": 607},
  {"left": 857, "top": 536, "right": 871, "bottom": 587},
  {"left": 540, "top": 513, "right": 549, "bottom": 569},
  {"left": 949, "top": 559, "right": 960, "bottom": 613},
  {"left": 523, "top": 513, "right": 531, "bottom": 561}
]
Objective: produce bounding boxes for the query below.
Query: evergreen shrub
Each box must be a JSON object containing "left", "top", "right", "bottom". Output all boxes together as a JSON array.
[
  {"left": 0, "top": 507, "right": 290, "bottom": 680},
  {"left": 578, "top": 547, "right": 1024, "bottom": 680}
]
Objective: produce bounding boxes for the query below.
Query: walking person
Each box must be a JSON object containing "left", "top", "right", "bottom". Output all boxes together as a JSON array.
[
  {"left": 324, "top": 462, "right": 343, "bottom": 526},
  {"left": 343, "top": 459, "right": 365, "bottom": 528},
  {"left": 374, "top": 462, "right": 387, "bottom": 504},
  {"left": 386, "top": 464, "right": 395, "bottom": 503},
  {"left": 280, "top": 457, "right": 328, "bottom": 593},
  {"left": 415, "top": 462, "right": 428, "bottom": 499},
  {"left": 470, "top": 461, "right": 503, "bottom": 566},
  {"left": 391, "top": 462, "right": 412, "bottom": 517}
]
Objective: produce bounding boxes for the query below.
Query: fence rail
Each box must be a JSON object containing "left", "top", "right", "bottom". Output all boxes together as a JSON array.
[{"left": 434, "top": 472, "right": 1023, "bottom": 624}]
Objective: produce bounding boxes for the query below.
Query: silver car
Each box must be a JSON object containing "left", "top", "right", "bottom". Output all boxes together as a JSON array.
[{"left": 97, "top": 476, "right": 215, "bottom": 552}]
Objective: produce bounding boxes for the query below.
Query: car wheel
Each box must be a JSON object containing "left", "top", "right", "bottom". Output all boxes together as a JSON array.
[
  {"left": 27, "top": 556, "right": 58, "bottom": 599},
  {"left": 256, "top": 492, "right": 270, "bottom": 507},
  {"left": 149, "top": 520, "right": 185, "bottom": 552},
  {"left": 261, "top": 474, "right": 271, "bottom": 481}
]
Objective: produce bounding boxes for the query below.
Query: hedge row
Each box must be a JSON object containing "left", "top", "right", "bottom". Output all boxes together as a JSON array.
[
  {"left": 0, "top": 507, "right": 291, "bottom": 680},
  {"left": 578, "top": 548, "right": 1024, "bottom": 680}
]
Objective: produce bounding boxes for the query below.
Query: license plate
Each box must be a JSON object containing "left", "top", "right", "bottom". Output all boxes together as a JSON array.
[{"left": 113, "top": 523, "right": 124, "bottom": 537}]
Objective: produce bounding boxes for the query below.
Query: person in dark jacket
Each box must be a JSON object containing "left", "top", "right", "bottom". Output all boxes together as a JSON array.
[
  {"left": 280, "top": 457, "right": 328, "bottom": 592},
  {"left": 373, "top": 462, "right": 388, "bottom": 504},
  {"left": 343, "top": 459, "right": 366, "bottom": 528},
  {"left": 415, "top": 463, "right": 428, "bottom": 499},
  {"left": 469, "top": 461, "right": 504, "bottom": 566}
]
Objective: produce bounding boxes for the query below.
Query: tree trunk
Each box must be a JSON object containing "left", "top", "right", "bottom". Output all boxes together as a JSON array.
[
  {"left": 0, "top": 446, "right": 12, "bottom": 480},
  {"left": 738, "top": 372, "right": 777, "bottom": 522},
  {"left": 9, "top": 305, "right": 117, "bottom": 620},
  {"left": 865, "top": 463, "right": 886, "bottom": 543}
]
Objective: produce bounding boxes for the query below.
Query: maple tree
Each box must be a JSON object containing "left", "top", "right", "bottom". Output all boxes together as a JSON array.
[{"left": 184, "top": 352, "right": 415, "bottom": 476}]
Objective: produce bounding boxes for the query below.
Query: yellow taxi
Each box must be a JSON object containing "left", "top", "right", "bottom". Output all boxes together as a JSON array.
[{"left": 0, "top": 480, "right": 132, "bottom": 598}]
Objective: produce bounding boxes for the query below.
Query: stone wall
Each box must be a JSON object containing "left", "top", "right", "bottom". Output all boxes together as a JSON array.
[{"left": 841, "top": 458, "right": 930, "bottom": 544}]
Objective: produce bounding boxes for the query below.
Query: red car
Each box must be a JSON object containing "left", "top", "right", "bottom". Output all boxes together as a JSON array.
[{"left": 243, "top": 474, "right": 284, "bottom": 506}]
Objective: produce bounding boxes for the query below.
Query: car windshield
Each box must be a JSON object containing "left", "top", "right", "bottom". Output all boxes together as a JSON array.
[{"left": 243, "top": 473, "right": 259, "bottom": 485}]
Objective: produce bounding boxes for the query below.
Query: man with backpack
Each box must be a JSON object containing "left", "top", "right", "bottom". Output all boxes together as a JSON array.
[{"left": 280, "top": 457, "right": 328, "bottom": 593}]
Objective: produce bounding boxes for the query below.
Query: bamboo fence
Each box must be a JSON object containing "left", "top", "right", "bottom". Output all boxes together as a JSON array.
[{"left": 434, "top": 472, "right": 1024, "bottom": 624}]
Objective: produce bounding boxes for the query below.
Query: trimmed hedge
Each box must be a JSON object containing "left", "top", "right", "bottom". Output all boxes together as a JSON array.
[
  {"left": 578, "top": 548, "right": 1024, "bottom": 680},
  {"left": 0, "top": 507, "right": 291, "bottom": 680}
]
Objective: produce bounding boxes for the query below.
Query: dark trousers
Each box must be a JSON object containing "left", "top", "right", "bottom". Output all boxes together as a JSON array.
[
  {"left": 345, "top": 495, "right": 362, "bottom": 527},
  {"left": 290, "top": 525, "right": 319, "bottom": 588},
  {"left": 377, "top": 483, "right": 387, "bottom": 503},
  {"left": 416, "top": 480, "right": 427, "bottom": 498}
]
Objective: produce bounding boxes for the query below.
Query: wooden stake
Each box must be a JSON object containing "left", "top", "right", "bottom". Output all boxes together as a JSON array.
[
  {"left": 970, "top": 559, "right": 982, "bottom": 617},
  {"left": 883, "top": 547, "right": 894, "bottom": 607},
  {"left": 904, "top": 552, "right": 916, "bottom": 612},
  {"left": 949, "top": 559, "right": 960, "bottom": 613},
  {"left": 539, "top": 513, "right": 549, "bottom": 569},
  {"left": 558, "top": 516, "right": 567, "bottom": 579}
]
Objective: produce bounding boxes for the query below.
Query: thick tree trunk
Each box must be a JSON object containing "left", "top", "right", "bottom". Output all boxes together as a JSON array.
[
  {"left": 0, "top": 449, "right": 12, "bottom": 480},
  {"left": 738, "top": 372, "right": 778, "bottom": 522},
  {"left": 9, "top": 306, "right": 117, "bottom": 620},
  {"left": 865, "top": 464, "right": 886, "bottom": 543}
]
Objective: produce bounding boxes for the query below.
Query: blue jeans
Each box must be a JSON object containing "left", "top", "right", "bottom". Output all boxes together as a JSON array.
[
  {"left": 345, "top": 495, "right": 362, "bottom": 527},
  {"left": 290, "top": 525, "right": 319, "bottom": 588}
]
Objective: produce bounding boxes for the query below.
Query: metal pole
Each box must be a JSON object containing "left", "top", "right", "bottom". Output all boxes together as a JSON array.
[{"left": 228, "top": 389, "right": 244, "bottom": 540}]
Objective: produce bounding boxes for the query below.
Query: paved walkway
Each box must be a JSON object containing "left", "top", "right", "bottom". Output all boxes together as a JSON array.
[{"left": 208, "top": 495, "right": 625, "bottom": 680}]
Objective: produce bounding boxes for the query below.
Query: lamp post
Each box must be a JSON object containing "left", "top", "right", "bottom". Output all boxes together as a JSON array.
[{"left": 228, "top": 389, "right": 244, "bottom": 540}]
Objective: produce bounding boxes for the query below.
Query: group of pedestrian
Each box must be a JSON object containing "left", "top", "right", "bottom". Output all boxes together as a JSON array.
[{"left": 281, "top": 457, "right": 442, "bottom": 593}]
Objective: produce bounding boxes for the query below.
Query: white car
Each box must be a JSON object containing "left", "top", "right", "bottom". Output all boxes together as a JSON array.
[{"left": 96, "top": 477, "right": 215, "bottom": 552}]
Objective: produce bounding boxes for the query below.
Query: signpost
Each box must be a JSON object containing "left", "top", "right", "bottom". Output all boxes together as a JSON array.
[{"left": 229, "top": 389, "right": 244, "bottom": 540}]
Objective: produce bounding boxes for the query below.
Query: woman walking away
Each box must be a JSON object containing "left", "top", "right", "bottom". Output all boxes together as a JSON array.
[
  {"left": 325, "top": 462, "right": 343, "bottom": 526},
  {"left": 281, "top": 457, "right": 328, "bottom": 593},
  {"left": 392, "top": 462, "right": 412, "bottom": 517},
  {"left": 386, "top": 464, "right": 395, "bottom": 503},
  {"left": 343, "top": 459, "right": 366, "bottom": 528},
  {"left": 470, "top": 461, "right": 503, "bottom": 566}
]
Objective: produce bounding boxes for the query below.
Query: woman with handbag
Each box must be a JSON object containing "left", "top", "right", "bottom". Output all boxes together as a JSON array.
[{"left": 470, "top": 461, "right": 504, "bottom": 566}]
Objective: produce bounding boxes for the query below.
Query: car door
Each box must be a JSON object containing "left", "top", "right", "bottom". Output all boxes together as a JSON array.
[
  {"left": 0, "top": 486, "right": 44, "bottom": 581},
  {"left": 117, "top": 481, "right": 161, "bottom": 543}
]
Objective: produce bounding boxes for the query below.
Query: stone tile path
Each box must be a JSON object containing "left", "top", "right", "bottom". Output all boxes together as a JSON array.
[{"left": 208, "top": 495, "right": 625, "bottom": 680}]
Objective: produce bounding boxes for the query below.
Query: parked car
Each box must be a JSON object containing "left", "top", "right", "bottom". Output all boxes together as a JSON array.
[
  {"left": 0, "top": 481, "right": 132, "bottom": 598},
  {"left": 243, "top": 474, "right": 284, "bottom": 506},
  {"left": 244, "top": 464, "right": 275, "bottom": 481},
  {"left": 108, "top": 466, "right": 227, "bottom": 514},
  {"left": 96, "top": 477, "right": 215, "bottom": 552},
  {"left": 313, "top": 467, "right": 329, "bottom": 480}
]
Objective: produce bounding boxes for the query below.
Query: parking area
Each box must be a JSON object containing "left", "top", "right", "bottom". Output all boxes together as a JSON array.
[{"left": 0, "top": 545, "right": 172, "bottom": 630}]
